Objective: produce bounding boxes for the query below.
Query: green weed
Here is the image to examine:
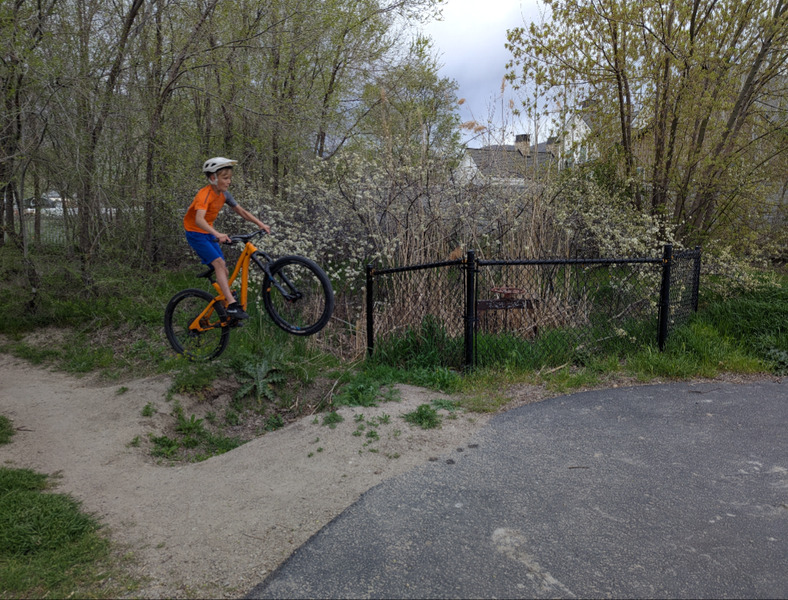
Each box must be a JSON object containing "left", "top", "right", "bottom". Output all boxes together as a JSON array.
[
  {"left": 402, "top": 404, "right": 441, "bottom": 429},
  {"left": 264, "top": 414, "right": 285, "bottom": 431},
  {"left": 141, "top": 402, "right": 156, "bottom": 417},
  {"left": 150, "top": 435, "right": 180, "bottom": 458},
  {"left": 176, "top": 414, "right": 206, "bottom": 436},
  {"left": 322, "top": 411, "right": 344, "bottom": 428},
  {"left": 233, "top": 358, "right": 285, "bottom": 404}
]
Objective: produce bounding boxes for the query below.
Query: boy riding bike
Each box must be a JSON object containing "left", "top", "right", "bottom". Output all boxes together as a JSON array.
[{"left": 183, "top": 157, "right": 270, "bottom": 320}]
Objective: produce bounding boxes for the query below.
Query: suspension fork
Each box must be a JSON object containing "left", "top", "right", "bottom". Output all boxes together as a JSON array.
[{"left": 251, "top": 251, "right": 300, "bottom": 300}]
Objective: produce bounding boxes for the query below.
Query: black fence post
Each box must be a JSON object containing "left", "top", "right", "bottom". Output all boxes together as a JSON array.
[
  {"left": 464, "top": 250, "right": 476, "bottom": 371},
  {"left": 366, "top": 264, "right": 374, "bottom": 357},
  {"left": 657, "top": 244, "right": 673, "bottom": 351},
  {"left": 692, "top": 246, "right": 702, "bottom": 312}
]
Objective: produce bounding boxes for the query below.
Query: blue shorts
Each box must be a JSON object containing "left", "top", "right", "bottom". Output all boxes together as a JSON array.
[{"left": 185, "top": 230, "right": 224, "bottom": 265}]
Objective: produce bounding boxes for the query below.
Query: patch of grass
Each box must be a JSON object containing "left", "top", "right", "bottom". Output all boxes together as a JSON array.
[
  {"left": 542, "top": 366, "right": 603, "bottom": 393},
  {"left": 198, "top": 432, "right": 244, "bottom": 456},
  {"left": 333, "top": 376, "right": 386, "bottom": 407},
  {"left": 322, "top": 411, "right": 344, "bottom": 428},
  {"left": 60, "top": 341, "right": 116, "bottom": 374},
  {"left": 168, "top": 362, "right": 218, "bottom": 397},
  {"left": 225, "top": 408, "right": 241, "bottom": 426},
  {"left": 150, "top": 434, "right": 180, "bottom": 458},
  {"left": 0, "top": 466, "right": 129, "bottom": 598},
  {"left": 0, "top": 415, "right": 14, "bottom": 445},
  {"left": 264, "top": 414, "right": 285, "bottom": 431},
  {"left": 3, "top": 341, "right": 61, "bottom": 365},
  {"left": 408, "top": 366, "right": 462, "bottom": 393},
  {"left": 431, "top": 398, "right": 461, "bottom": 412},
  {"left": 458, "top": 393, "right": 510, "bottom": 413},
  {"left": 148, "top": 408, "right": 244, "bottom": 462},
  {"left": 372, "top": 315, "right": 464, "bottom": 370},
  {"left": 141, "top": 402, "right": 156, "bottom": 417},
  {"left": 626, "top": 321, "right": 763, "bottom": 380},
  {"left": 402, "top": 404, "right": 441, "bottom": 429}
]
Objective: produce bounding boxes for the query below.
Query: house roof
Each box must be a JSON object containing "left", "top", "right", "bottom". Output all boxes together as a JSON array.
[{"left": 464, "top": 142, "right": 558, "bottom": 181}]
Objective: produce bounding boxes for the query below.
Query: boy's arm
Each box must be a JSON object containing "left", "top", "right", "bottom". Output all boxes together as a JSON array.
[
  {"left": 195, "top": 210, "right": 230, "bottom": 243},
  {"left": 231, "top": 204, "right": 270, "bottom": 234}
]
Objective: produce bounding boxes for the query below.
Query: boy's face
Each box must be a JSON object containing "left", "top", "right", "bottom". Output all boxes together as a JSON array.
[{"left": 211, "top": 168, "right": 232, "bottom": 192}]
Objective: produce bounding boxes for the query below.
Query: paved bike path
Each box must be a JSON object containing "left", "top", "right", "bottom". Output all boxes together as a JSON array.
[{"left": 247, "top": 380, "right": 788, "bottom": 599}]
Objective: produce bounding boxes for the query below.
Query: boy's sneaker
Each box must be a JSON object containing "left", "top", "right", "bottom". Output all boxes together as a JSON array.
[{"left": 225, "top": 302, "right": 249, "bottom": 320}]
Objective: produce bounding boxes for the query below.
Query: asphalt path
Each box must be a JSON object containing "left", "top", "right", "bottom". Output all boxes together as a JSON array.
[{"left": 247, "top": 380, "right": 788, "bottom": 599}]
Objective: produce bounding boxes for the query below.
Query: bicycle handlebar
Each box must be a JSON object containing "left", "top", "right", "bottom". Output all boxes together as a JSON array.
[{"left": 225, "top": 229, "right": 268, "bottom": 245}]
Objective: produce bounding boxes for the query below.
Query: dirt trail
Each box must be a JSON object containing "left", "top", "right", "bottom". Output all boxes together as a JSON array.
[{"left": 0, "top": 353, "right": 497, "bottom": 598}]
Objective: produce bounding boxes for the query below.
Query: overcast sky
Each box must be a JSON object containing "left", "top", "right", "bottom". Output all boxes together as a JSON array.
[{"left": 421, "top": 0, "right": 542, "bottom": 147}]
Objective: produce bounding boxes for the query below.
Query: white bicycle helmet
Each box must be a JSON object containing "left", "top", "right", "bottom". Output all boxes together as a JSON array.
[{"left": 202, "top": 156, "right": 237, "bottom": 174}]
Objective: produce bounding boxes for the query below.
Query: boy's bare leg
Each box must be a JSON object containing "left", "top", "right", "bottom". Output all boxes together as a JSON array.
[{"left": 211, "top": 257, "right": 236, "bottom": 305}]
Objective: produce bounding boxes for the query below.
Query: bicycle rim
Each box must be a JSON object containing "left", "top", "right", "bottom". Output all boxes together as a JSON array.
[
  {"left": 262, "top": 256, "right": 334, "bottom": 335},
  {"left": 164, "top": 289, "right": 230, "bottom": 360}
]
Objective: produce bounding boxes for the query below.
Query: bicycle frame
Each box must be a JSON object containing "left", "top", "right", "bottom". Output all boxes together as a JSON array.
[
  {"left": 186, "top": 227, "right": 311, "bottom": 335},
  {"left": 188, "top": 239, "right": 267, "bottom": 333}
]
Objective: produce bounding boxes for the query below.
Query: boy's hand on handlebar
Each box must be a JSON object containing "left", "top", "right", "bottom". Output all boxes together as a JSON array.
[{"left": 215, "top": 232, "right": 231, "bottom": 244}]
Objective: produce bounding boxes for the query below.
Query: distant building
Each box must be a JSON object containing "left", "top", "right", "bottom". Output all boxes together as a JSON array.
[{"left": 456, "top": 134, "right": 560, "bottom": 188}]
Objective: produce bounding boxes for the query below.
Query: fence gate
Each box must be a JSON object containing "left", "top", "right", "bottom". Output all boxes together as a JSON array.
[{"left": 367, "top": 245, "right": 701, "bottom": 371}]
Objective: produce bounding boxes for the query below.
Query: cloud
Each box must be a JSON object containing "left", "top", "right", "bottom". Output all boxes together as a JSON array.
[{"left": 422, "top": 0, "right": 539, "bottom": 139}]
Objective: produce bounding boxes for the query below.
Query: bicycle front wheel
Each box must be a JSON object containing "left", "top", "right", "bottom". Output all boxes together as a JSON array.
[
  {"left": 164, "top": 289, "right": 230, "bottom": 360},
  {"left": 262, "top": 256, "right": 334, "bottom": 335}
]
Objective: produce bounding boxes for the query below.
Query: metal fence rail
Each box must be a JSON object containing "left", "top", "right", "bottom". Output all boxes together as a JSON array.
[
  {"left": 366, "top": 245, "right": 701, "bottom": 370},
  {"left": 366, "top": 259, "right": 467, "bottom": 367}
]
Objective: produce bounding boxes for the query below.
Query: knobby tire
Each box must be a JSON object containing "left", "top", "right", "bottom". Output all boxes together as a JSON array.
[
  {"left": 164, "top": 288, "right": 230, "bottom": 360},
  {"left": 261, "top": 255, "right": 334, "bottom": 335}
]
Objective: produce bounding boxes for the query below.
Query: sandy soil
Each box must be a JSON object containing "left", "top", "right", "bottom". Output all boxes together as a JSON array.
[{"left": 0, "top": 353, "right": 543, "bottom": 598}]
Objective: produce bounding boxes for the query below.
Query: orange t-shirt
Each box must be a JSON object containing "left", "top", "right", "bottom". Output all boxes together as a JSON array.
[{"left": 183, "top": 185, "right": 235, "bottom": 233}]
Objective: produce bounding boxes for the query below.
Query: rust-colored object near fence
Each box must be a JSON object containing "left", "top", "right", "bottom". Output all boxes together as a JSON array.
[{"left": 478, "top": 286, "right": 541, "bottom": 338}]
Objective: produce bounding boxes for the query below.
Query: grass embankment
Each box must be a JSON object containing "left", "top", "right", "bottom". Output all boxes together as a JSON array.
[{"left": 0, "top": 420, "right": 132, "bottom": 599}]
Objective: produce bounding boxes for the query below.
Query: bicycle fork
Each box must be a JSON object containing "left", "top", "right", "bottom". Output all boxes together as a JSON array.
[{"left": 252, "top": 253, "right": 302, "bottom": 302}]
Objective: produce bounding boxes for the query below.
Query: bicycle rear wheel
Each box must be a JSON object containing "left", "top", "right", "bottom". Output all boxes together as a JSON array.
[
  {"left": 262, "top": 256, "right": 334, "bottom": 335},
  {"left": 164, "top": 289, "right": 230, "bottom": 360}
]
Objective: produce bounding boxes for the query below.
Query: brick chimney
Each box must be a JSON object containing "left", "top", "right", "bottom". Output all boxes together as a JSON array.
[{"left": 515, "top": 133, "right": 530, "bottom": 157}]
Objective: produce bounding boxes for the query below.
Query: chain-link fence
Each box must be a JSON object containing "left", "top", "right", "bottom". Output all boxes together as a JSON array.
[
  {"left": 475, "top": 257, "right": 662, "bottom": 368},
  {"left": 366, "top": 245, "right": 701, "bottom": 370},
  {"left": 666, "top": 247, "right": 702, "bottom": 333},
  {"left": 365, "top": 260, "right": 468, "bottom": 367}
]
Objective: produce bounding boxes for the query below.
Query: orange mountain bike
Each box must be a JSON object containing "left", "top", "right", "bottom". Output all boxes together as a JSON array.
[{"left": 164, "top": 229, "right": 334, "bottom": 360}]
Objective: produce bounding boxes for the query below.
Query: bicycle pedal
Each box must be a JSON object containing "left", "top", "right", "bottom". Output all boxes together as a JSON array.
[{"left": 229, "top": 318, "right": 246, "bottom": 328}]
